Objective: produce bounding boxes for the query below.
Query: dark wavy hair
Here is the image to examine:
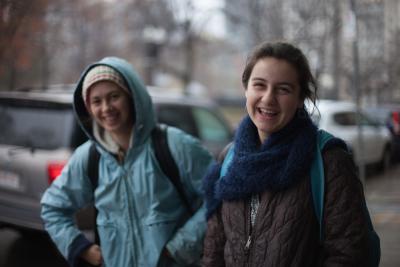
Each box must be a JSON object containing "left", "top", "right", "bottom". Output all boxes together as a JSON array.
[{"left": 242, "top": 41, "right": 318, "bottom": 105}]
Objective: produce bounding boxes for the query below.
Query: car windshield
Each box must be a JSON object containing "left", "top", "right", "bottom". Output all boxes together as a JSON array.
[{"left": 0, "top": 101, "right": 81, "bottom": 150}]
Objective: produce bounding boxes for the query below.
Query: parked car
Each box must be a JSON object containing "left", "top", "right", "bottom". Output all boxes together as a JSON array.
[
  {"left": 364, "top": 105, "right": 400, "bottom": 163},
  {"left": 307, "top": 99, "right": 392, "bottom": 171},
  {"left": 0, "top": 87, "right": 232, "bottom": 233}
]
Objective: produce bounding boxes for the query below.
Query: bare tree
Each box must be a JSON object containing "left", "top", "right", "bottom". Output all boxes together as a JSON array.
[
  {"left": 223, "top": 0, "right": 285, "bottom": 49},
  {"left": 0, "top": 0, "right": 49, "bottom": 90}
]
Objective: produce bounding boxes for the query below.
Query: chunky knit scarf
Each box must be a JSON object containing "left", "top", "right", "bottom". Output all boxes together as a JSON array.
[{"left": 203, "top": 109, "right": 319, "bottom": 218}]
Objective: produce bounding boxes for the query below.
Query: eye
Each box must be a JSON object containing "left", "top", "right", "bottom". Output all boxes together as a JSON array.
[
  {"left": 90, "top": 98, "right": 101, "bottom": 106},
  {"left": 277, "top": 85, "right": 292, "bottom": 94},
  {"left": 252, "top": 82, "right": 265, "bottom": 90},
  {"left": 110, "top": 93, "right": 121, "bottom": 100}
]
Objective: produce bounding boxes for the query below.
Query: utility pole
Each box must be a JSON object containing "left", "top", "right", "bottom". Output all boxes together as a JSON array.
[
  {"left": 332, "top": 0, "right": 341, "bottom": 100},
  {"left": 349, "top": 0, "right": 366, "bottom": 184}
]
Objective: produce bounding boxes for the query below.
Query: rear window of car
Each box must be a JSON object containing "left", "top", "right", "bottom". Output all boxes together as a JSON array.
[
  {"left": 192, "top": 107, "right": 230, "bottom": 142},
  {"left": 0, "top": 99, "right": 85, "bottom": 150},
  {"left": 156, "top": 104, "right": 197, "bottom": 137}
]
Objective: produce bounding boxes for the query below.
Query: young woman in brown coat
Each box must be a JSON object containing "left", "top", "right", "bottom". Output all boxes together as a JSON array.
[{"left": 202, "top": 41, "right": 371, "bottom": 266}]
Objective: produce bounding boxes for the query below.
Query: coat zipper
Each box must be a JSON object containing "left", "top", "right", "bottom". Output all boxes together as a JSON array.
[
  {"left": 244, "top": 194, "right": 264, "bottom": 266},
  {"left": 244, "top": 198, "right": 254, "bottom": 264}
]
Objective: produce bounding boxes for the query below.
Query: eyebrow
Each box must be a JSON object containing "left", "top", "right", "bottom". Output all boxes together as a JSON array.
[
  {"left": 251, "top": 77, "right": 295, "bottom": 87},
  {"left": 250, "top": 77, "right": 266, "bottom": 82}
]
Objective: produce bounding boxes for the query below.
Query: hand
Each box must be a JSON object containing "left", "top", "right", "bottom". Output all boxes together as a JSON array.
[
  {"left": 80, "top": 244, "right": 103, "bottom": 266},
  {"left": 163, "top": 247, "right": 172, "bottom": 258}
]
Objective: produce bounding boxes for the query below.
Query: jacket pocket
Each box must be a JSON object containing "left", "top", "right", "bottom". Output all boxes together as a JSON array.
[{"left": 145, "top": 215, "right": 178, "bottom": 226}]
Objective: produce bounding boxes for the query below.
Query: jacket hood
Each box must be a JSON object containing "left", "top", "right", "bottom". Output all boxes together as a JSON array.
[{"left": 73, "top": 57, "right": 156, "bottom": 149}]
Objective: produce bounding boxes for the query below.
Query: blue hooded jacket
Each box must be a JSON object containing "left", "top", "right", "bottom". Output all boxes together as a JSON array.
[{"left": 41, "top": 57, "right": 213, "bottom": 267}]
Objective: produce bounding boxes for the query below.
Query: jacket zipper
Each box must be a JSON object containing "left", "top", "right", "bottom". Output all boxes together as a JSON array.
[
  {"left": 121, "top": 169, "right": 138, "bottom": 264},
  {"left": 244, "top": 198, "right": 253, "bottom": 266},
  {"left": 244, "top": 194, "right": 264, "bottom": 266}
]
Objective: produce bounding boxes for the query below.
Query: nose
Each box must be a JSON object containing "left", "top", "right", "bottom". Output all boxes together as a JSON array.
[
  {"left": 101, "top": 99, "right": 112, "bottom": 112},
  {"left": 260, "top": 86, "right": 276, "bottom": 105}
]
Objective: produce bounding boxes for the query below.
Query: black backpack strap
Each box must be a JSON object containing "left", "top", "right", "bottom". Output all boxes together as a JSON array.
[
  {"left": 88, "top": 142, "right": 100, "bottom": 245},
  {"left": 152, "top": 124, "right": 194, "bottom": 215},
  {"left": 88, "top": 143, "right": 100, "bottom": 189}
]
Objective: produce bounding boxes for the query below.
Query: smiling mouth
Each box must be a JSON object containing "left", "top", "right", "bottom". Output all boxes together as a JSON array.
[
  {"left": 103, "top": 115, "right": 118, "bottom": 123},
  {"left": 257, "top": 108, "right": 278, "bottom": 117}
]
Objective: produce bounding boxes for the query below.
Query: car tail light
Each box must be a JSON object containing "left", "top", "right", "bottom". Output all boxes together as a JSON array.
[{"left": 47, "top": 161, "right": 67, "bottom": 184}]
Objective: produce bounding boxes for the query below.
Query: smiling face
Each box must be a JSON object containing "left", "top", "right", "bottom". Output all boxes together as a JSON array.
[
  {"left": 245, "top": 57, "right": 304, "bottom": 143},
  {"left": 88, "top": 81, "right": 134, "bottom": 137}
]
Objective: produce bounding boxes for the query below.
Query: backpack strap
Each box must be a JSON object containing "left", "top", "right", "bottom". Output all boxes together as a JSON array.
[
  {"left": 88, "top": 142, "right": 101, "bottom": 245},
  {"left": 220, "top": 144, "right": 235, "bottom": 177},
  {"left": 152, "top": 124, "right": 194, "bottom": 215},
  {"left": 88, "top": 143, "right": 100, "bottom": 189},
  {"left": 310, "top": 130, "right": 381, "bottom": 266},
  {"left": 310, "top": 129, "right": 334, "bottom": 241}
]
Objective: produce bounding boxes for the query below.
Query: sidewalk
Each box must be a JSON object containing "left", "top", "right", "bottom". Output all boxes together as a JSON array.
[{"left": 365, "top": 165, "right": 400, "bottom": 267}]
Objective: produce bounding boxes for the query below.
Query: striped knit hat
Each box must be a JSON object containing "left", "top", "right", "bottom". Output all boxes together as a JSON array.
[{"left": 82, "top": 65, "right": 130, "bottom": 109}]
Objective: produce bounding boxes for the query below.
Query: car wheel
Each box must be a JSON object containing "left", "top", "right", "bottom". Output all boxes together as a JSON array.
[{"left": 380, "top": 146, "right": 392, "bottom": 173}]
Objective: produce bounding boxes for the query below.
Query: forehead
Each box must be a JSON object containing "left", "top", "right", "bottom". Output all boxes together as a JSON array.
[
  {"left": 251, "top": 57, "right": 299, "bottom": 83},
  {"left": 89, "top": 81, "right": 124, "bottom": 97}
]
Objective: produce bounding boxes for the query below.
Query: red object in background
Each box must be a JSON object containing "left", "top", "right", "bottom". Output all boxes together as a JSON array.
[
  {"left": 47, "top": 161, "right": 67, "bottom": 184},
  {"left": 392, "top": 111, "right": 400, "bottom": 135}
]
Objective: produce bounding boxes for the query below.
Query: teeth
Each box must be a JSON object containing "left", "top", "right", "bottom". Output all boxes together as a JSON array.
[
  {"left": 258, "top": 108, "right": 276, "bottom": 115},
  {"left": 104, "top": 115, "right": 117, "bottom": 122}
]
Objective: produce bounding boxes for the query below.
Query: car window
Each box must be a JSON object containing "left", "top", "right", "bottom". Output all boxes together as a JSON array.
[
  {"left": 334, "top": 111, "right": 380, "bottom": 127},
  {"left": 360, "top": 113, "right": 380, "bottom": 127},
  {"left": 333, "top": 112, "right": 357, "bottom": 126},
  {"left": 192, "top": 107, "right": 230, "bottom": 142},
  {"left": 0, "top": 101, "right": 79, "bottom": 149},
  {"left": 156, "top": 104, "right": 197, "bottom": 137}
]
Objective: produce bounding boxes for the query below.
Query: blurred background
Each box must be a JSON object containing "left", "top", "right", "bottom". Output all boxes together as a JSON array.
[
  {"left": 1, "top": 0, "right": 400, "bottom": 266},
  {"left": 2, "top": 0, "right": 400, "bottom": 102}
]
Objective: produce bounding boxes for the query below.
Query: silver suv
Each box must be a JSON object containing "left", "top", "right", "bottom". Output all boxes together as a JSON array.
[{"left": 0, "top": 87, "right": 232, "bottom": 233}]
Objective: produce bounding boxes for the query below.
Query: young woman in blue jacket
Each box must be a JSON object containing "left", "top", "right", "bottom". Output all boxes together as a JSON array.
[{"left": 41, "top": 57, "right": 213, "bottom": 267}]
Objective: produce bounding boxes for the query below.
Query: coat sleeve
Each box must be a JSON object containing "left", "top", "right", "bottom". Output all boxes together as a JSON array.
[
  {"left": 40, "top": 142, "right": 94, "bottom": 267},
  {"left": 163, "top": 127, "right": 213, "bottom": 265},
  {"left": 202, "top": 209, "right": 226, "bottom": 267},
  {"left": 322, "top": 147, "right": 370, "bottom": 266}
]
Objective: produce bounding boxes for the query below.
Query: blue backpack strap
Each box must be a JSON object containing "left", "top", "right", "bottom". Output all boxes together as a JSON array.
[
  {"left": 311, "top": 130, "right": 381, "bottom": 266},
  {"left": 310, "top": 129, "right": 334, "bottom": 241},
  {"left": 220, "top": 144, "right": 235, "bottom": 177}
]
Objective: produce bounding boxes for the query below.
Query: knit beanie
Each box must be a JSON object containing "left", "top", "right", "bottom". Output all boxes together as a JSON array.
[{"left": 82, "top": 65, "right": 130, "bottom": 109}]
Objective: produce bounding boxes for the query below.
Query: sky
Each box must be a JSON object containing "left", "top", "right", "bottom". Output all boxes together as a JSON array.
[{"left": 191, "top": 0, "right": 226, "bottom": 37}]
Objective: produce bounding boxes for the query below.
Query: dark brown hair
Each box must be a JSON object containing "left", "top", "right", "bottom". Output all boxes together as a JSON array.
[{"left": 242, "top": 41, "right": 317, "bottom": 104}]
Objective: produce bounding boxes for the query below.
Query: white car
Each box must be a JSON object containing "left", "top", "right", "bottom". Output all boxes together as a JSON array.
[{"left": 307, "top": 99, "right": 392, "bottom": 171}]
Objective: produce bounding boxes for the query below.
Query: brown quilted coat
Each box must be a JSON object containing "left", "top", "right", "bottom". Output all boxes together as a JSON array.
[{"left": 202, "top": 147, "right": 370, "bottom": 267}]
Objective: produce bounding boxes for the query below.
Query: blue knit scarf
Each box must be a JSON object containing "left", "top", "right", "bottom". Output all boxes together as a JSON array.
[{"left": 203, "top": 109, "right": 318, "bottom": 218}]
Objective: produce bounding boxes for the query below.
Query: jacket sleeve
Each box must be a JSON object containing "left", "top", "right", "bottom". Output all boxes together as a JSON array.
[
  {"left": 202, "top": 209, "right": 226, "bottom": 267},
  {"left": 40, "top": 142, "right": 95, "bottom": 267},
  {"left": 164, "top": 127, "right": 213, "bottom": 265},
  {"left": 322, "top": 147, "right": 370, "bottom": 266}
]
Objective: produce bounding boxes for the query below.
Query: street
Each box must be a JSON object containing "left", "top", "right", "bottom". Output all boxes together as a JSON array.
[
  {"left": 365, "top": 165, "right": 400, "bottom": 267},
  {"left": 0, "top": 165, "right": 399, "bottom": 267},
  {"left": 0, "top": 229, "right": 68, "bottom": 267}
]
